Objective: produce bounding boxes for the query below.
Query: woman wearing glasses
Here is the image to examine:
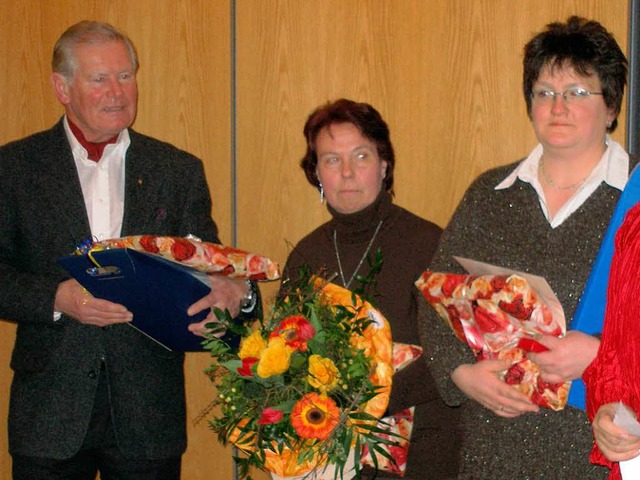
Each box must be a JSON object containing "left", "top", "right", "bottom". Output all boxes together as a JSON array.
[{"left": 418, "top": 16, "right": 631, "bottom": 479}]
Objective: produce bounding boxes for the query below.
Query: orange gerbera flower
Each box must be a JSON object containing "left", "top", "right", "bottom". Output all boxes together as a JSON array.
[
  {"left": 290, "top": 392, "right": 340, "bottom": 440},
  {"left": 269, "top": 315, "right": 316, "bottom": 351}
]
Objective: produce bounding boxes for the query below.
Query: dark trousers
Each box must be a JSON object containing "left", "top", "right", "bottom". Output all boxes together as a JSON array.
[{"left": 12, "top": 367, "right": 182, "bottom": 480}]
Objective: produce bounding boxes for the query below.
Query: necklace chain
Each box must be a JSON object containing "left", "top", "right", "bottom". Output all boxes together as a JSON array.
[
  {"left": 333, "top": 220, "right": 383, "bottom": 289},
  {"left": 539, "top": 157, "right": 588, "bottom": 191}
]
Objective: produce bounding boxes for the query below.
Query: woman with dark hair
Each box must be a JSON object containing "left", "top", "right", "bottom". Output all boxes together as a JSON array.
[
  {"left": 282, "top": 98, "right": 457, "bottom": 479},
  {"left": 418, "top": 16, "right": 632, "bottom": 479}
]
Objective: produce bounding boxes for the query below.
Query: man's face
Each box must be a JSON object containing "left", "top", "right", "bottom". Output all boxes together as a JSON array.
[{"left": 51, "top": 40, "right": 138, "bottom": 142}]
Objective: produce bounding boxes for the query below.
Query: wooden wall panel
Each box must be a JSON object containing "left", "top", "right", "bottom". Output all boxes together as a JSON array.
[
  {"left": 0, "top": 1, "right": 631, "bottom": 479},
  {"left": 236, "top": 0, "right": 628, "bottom": 294},
  {"left": 0, "top": 1, "right": 232, "bottom": 479}
]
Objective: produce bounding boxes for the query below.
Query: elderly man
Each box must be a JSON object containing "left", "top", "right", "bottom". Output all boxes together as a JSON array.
[{"left": 0, "top": 20, "right": 253, "bottom": 479}]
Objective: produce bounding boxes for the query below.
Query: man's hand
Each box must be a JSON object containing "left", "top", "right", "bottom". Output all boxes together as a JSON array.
[
  {"left": 451, "top": 359, "right": 540, "bottom": 417},
  {"left": 187, "top": 276, "right": 250, "bottom": 338},
  {"left": 54, "top": 279, "right": 132, "bottom": 327}
]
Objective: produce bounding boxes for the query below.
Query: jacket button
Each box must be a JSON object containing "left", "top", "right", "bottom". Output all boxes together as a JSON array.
[{"left": 87, "top": 370, "right": 98, "bottom": 379}]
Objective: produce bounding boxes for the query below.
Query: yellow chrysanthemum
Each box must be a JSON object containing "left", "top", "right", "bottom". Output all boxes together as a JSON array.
[
  {"left": 238, "top": 330, "right": 267, "bottom": 359},
  {"left": 307, "top": 354, "right": 339, "bottom": 392},
  {"left": 257, "top": 337, "right": 292, "bottom": 378},
  {"left": 290, "top": 392, "right": 340, "bottom": 440}
]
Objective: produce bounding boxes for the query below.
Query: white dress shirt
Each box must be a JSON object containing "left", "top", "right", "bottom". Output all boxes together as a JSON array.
[
  {"left": 63, "top": 116, "right": 130, "bottom": 240},
  {"left": 495, "top": 137, "right": 629, "bottom": 228}
]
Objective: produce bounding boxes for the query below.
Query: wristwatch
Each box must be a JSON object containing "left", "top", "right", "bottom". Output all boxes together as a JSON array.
[{"left": 240, "top": 280, "right": 258, "bottom": 313}]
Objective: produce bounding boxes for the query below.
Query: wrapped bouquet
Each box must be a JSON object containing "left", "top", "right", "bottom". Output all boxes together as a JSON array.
[
  {"left": 416, "top": 268, "right": 569, "bottom": 411},
  {"left": 203, "top": 268, "right": 402, "bottom": 479},
  {"left": 87, "top": 234, "right": 280, "bottom": 280}
]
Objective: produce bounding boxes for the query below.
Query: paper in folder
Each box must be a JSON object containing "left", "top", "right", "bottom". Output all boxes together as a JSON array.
[{"left": 58, "top": 248, "right": 234, "bottom": 351}]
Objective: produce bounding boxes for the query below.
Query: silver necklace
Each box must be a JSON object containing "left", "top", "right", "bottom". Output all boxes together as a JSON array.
[
  {"left": 333, "top": 220, "right": 383, "bottom": 288},
  {"left": 539, "top": 157, "right": 588, "bottom": 191}
]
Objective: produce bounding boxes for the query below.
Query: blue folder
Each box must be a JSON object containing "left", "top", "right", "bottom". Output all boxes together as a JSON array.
[
  {"left": 59, "top": 248, "right": 229, "bottom": 351},
  {"left": 569, "top": 164, "right": 640, "bottom": 408}
]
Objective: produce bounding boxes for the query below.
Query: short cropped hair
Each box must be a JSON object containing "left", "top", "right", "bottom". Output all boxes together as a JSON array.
[
  {"left": 52, "top": 20, "right": 138, "bottom": 80},
  {"left": 523, "top": 16, "right": 627, "bottom": 132}
]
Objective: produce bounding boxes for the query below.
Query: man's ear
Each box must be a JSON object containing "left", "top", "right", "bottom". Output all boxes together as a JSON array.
[{"left": 50, "top": 72, "right": 71, "bottom": 104}]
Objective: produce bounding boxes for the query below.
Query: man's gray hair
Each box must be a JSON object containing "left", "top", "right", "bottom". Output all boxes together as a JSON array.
[{"left": 52, "top": 20, "right": 138, "bottom": 79}]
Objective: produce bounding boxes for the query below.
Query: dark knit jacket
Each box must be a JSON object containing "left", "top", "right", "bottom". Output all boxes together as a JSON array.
[
  {"left": 419, "top": 158, "right": 636, "bottom": 480},
  {"left": 283, "top": 191, "right": 460, "bottom": 480}
]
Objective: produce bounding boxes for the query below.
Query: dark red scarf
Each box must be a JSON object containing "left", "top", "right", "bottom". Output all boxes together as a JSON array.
[{"left": 68, "top": 119, "right": 119, "bottom": 161}]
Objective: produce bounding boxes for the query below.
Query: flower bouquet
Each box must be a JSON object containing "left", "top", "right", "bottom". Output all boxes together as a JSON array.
[
  {"left": 203, "top": 267, "right": 401, "bottom": 479},
  {"left": 86, "top": 234, "right": 280, "bottom": 280},
  {"left": 416, "top": 268, "right": 570, "bottom": 410}
]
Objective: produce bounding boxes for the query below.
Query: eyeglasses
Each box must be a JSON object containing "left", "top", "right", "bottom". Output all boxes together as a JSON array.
[{"left": 531, "top": 87, "right": 603, "bottom": 104}]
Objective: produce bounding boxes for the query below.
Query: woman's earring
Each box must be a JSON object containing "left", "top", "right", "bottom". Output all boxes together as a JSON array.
[{"left": 319, "top": 183, "right": 324, "bottom": 204}]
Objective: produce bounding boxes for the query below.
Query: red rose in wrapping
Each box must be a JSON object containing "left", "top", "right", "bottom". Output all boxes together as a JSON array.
[
  {"left": 139, "top": 235, "right": 160, "bottom": 254},
  {"left": 94, "top": 235, "right": 280, "bottom": 281},
  {"left": 499, "top": 296, "right": 533, "bottom": 320},
  {"left": 415, "top": 271, "right": 569, "bottom": 411},
  {"left": 360, "top": 407, "right": 415, "bottom": 475},
  {"left": 171, "top": 238, "right": 196, "bottom": 261}
]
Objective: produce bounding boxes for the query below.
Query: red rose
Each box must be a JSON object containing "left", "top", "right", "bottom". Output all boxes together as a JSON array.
[
  {"left": 237, "top": 357, "right": 258, "bottom": 377},
  {"left": 473, "top": 305, "right": 507, "bottom": 334},
  {"left": 222, "top": 265, "right": 235, "bottom": 275},
  {"left": 499, "top": 295, "right": 533, "bottom": 320},
  {"left": 530, "top": 389, "right": 546, "bottom": 408},
  {"left": 445, "top": 305, "right": 466, "bottom": 341},
  {"left": 139, "top": 235, "right": 160, "bottom": 253},
  {"left": 441, "top": 274, "right": 465, "bottom": 297},
  {"left": 503, "top": 362, "right": 524, "bottom": 385},
  {"left": 171, "top": 238, "right": 196, "bottom": 261},
  {"left": 490, "top": 276, "right": 507, "bottom": 292},
  {"left": 361, "top": 445, "right": 370, "bottom": 458},
  {"left": 537, "top": 374, "right": 563, "bottom": 393},
  {"left": 388, "top": 445, "right": 408, "bottom": 474},
  {"left": 258, "top": 407, "right": 284, "bottom": 425},
  {"left": 419, "top": 285, "right": 441, "bottom": 304}
]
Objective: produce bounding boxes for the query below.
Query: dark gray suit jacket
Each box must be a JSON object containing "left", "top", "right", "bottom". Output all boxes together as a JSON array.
[{"left": 0, "top": 119, "right": 220, "bottom": 460}]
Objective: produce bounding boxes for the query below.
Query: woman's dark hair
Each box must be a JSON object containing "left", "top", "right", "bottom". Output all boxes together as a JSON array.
[
  {"left": 300, "top": 99, "right": 395, "bottom": 193},
  {"left": 523, "top": 16, "right": 628, "bottom": 132}
]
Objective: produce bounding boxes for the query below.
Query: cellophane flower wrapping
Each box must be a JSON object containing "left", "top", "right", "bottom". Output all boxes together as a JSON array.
[
  {"left": 204, "top": 271, "right": 402, "bottom": 480},
  {"left": 415, "top": 271, "right": 569, "bottom": 411},
  {"left": 360, "top": 406, "right": 415, "bottom": 475},
  {"left": 92, "top": 235, "right": 279, "bottom": 280},
  {"left": 357, "top": 343, "right": 422, "bottom": 476}
]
